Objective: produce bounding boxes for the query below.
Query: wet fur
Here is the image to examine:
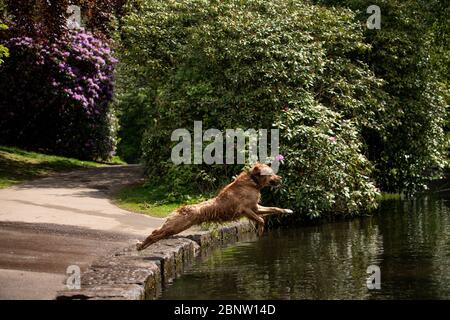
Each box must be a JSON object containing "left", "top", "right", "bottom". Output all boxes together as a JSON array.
[{"left": 136, "top": 163, "right": 293, "bottom": 251}]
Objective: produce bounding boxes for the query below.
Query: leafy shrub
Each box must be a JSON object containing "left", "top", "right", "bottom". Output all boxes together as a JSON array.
[
  {"left": 117, "top": 0, "right": 382, "bottom": 218},
  {"left": 0, "top": 22, "right": 7, "bottom": 64},
  {"left": 0, "top": 29, "right": 118, "bottom": 160},
  {"left": 315, "top": 0, "right": 448, "bottom": 193},
  {"left": 114, "top": 86, "right": 153, "bottom": 163},
  {"left": 269, "top": 102, "right": 379, "bottom": 218}
]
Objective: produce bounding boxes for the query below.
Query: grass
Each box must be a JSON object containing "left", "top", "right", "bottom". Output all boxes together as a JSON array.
[
  {"left": 0, "top": 145, "right": 124, "bottom": 188},
  {"left": 114, "top": 183, "right": 210, "bottom": 218}
]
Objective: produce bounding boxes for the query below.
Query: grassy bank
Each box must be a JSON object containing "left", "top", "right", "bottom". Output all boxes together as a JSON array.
[
  {"left": 0, "top": 146, "right": 124, "bottom": 188},
  {"left": 114, "top": 184, "right": 210, "bottom": 218}
]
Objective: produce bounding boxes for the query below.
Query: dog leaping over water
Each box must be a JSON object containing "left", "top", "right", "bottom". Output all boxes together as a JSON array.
[{"left": 136, "top": 162, "right": 293, "bottom": 251}]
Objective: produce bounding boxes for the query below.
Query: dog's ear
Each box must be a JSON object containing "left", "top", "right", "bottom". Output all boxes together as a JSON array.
[{"left": 251, "top": 165, "right": 261, "bottom": 176}]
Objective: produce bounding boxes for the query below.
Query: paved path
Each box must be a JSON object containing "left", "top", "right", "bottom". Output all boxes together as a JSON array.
[{"left": 0, "top": 165, "right": 164, "bottom": 299}]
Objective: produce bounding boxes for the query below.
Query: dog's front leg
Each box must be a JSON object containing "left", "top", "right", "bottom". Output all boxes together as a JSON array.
[
  {"left": 257, "top": 205, "right": 293, "bottom": 216},
  {"left": 241, "top": 208, "right": 266, "bottom": 236}
]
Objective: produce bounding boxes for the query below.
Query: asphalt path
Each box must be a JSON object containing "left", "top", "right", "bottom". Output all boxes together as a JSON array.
[{"left": 0, "top": 165, "right": 164, "bottom": 299}]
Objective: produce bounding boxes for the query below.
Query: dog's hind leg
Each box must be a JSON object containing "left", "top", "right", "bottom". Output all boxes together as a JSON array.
[
  {"left": 137, "top": 214, "right": 194, "bottom": 251},
  {"left": 136, "top": 228, "right": 164, "bottom": 251},
  {"left": 136, "top": 227, "right": 173, "bottom": 251}
]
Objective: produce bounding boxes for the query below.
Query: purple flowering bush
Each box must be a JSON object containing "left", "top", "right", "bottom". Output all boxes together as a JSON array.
[{"left": 0, "top": 29, "right": 118, "bottom": 160}]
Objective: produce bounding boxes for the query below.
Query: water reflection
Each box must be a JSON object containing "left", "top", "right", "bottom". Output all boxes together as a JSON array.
[{"left": 161, "top": 195, "right": 450, "bottom": 299}]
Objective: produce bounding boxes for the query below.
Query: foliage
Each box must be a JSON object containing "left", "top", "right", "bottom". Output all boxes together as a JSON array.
[
  {"left": 114, "top": 86, "right": 153, "bottom": 163},
  {"left": 0, "top": 0, "right": 121, "bottom": 160},
  {"left": 117, "top": 0, "right": 382, "bottom": 218},
  {"left": 0, "top": 28, "right": 118, "bottom": 160},
  {"left": 73, "top": 0, "right": 127, "bottom": 34},
  {"left": 3, "top": 0, "right": 126, "bottom": 36},
  {"left": 315, "top": 0, "right": 448, "bottom": 193},
  {"left": 272, "top": 104, "right": 379, "bottom": 218},
  {"left": 0, "top": 22, "right": 7, "bottom": 64},
  {"left": 5, "top": 0, "right": 70, "bottom": 36},
  {"left": 0, "top": 0, "right": 7, "bottom": 64}
]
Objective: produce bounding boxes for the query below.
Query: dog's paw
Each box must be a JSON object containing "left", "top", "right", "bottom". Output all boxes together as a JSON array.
[
  {"left": 257, "top": 225, "right": 265, "bottom": 237},
  {"left": 135, "top": 240, "right": 144, "bottom": 251},
  {"left": 284, "top": 209, "right": 294, "bottom": 214}
]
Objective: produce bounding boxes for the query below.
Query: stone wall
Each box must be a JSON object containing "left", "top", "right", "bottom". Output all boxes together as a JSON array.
[{"left": 56, "top": 220, "right": 257, "bottom": 300}]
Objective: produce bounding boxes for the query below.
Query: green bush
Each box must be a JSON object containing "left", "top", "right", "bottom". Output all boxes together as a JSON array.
[
  {"left": 0, "top": 22, "right": 7, "bottom": 65},
  {"left": 315, "top": 0, "right": 448, "bottom": 193},
  {"left": 272, "top": 102, "right": 379, "bottom": 218},
  {"left": 116, "top": 0, "right": 382, "bottom": 218},
  {"left": 114, "top": 86, "right": 153, "bottom": 163}
]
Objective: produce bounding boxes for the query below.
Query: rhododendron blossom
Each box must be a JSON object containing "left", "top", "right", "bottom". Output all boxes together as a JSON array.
[{"left": 0, "top": 29, "right": 118, "bottom": 160}]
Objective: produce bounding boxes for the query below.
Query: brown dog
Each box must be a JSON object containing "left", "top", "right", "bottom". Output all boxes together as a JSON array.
[{"left": 136, "top": 162, "right": 293, "bottom": 251}]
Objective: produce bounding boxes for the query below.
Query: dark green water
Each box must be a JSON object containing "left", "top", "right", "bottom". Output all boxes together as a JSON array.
[{"left": 161, "top": 195, "right": 450, "bottom": 299}]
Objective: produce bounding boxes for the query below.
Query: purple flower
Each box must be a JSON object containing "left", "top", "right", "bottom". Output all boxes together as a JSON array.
[
  {"left": 275, "top": 154, "right": 285, "bottom": 161},
  {"left": 73, "top": 94, "right": 83, "bottom": 101},
  {"left": 329, "top": 136, "right": 337, "bottom": 143},
  {"left": 2, "top": 28, "right": 117, "bottom": 160}
]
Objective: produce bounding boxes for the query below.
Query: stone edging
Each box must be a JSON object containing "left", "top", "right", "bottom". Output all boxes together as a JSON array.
[{"left": 56, "top": 220, "right": 257, "bottom": 300}]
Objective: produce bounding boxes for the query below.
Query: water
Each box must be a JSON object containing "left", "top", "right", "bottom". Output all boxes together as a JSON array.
[{"left": 161, "top": 195, "right": 450, "bottom": 299}]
